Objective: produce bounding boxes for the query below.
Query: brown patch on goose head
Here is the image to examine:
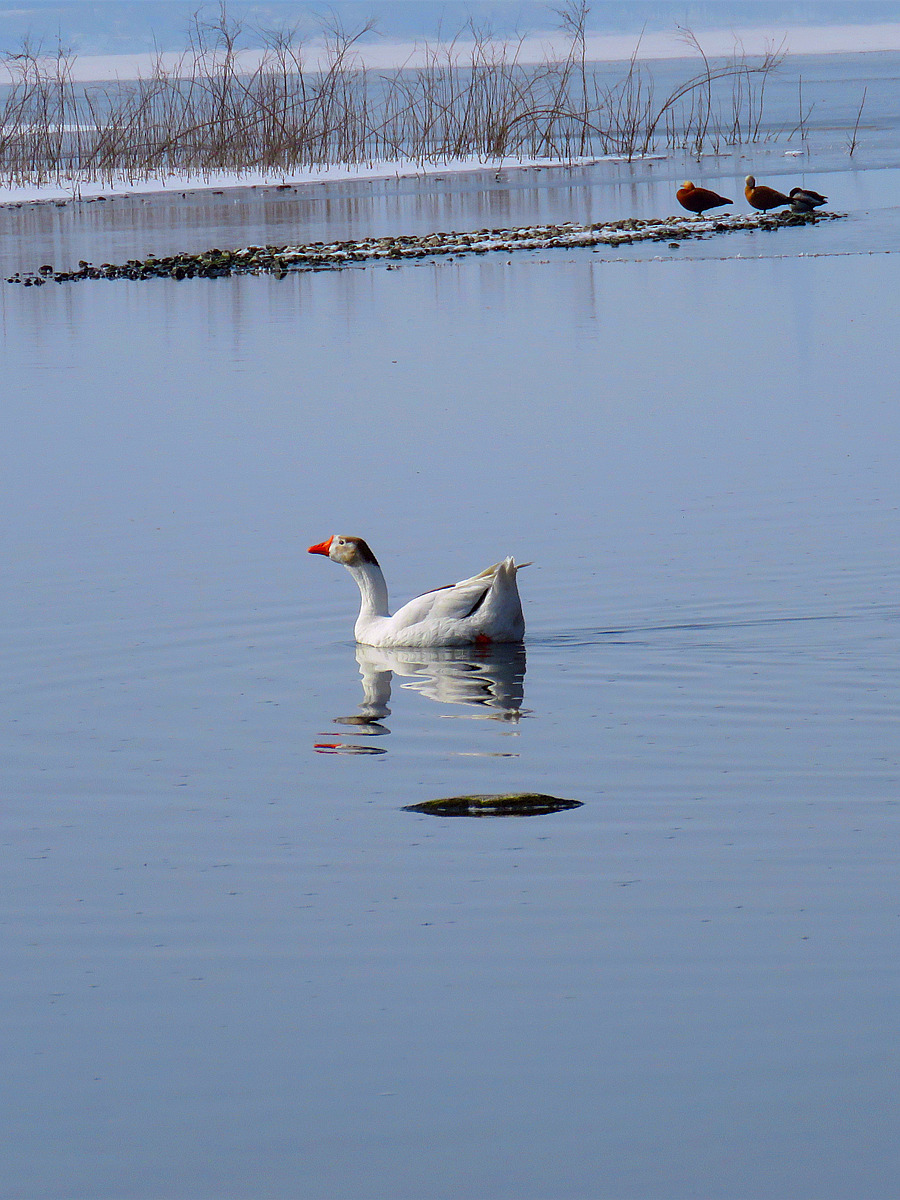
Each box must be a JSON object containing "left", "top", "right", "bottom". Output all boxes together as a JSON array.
[
  {"left": 348, "top": 537, "right": 379, "bottom": 566},
  {"left": 311, "top": 535, "right": 380, "bottom": 567}
]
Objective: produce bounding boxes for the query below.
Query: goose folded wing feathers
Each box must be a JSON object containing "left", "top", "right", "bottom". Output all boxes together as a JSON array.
[
  {"left": 433, "top": 558, "right": 531, "bottom": 619},
  {"left": 393, "top": 562, "right": 500, "bottom": 624},
  {"left": 389, "top": 558, "right": 527, "bottom": 625},
  {"left": 425, "top": 565, "right": 501, "bottom": 620}
]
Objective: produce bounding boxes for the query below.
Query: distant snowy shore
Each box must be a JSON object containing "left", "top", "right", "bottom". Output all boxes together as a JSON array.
[
  {"left": 3, "top": 22, "right": 900, "bottom": 82},
  {"left": 0, "top": 155, "right": 627, "bottom": 208}
]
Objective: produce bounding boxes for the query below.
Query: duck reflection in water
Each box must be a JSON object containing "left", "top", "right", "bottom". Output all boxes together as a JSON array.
[{"left": 315, "top": 644, "right": 527, "bottom": 753}]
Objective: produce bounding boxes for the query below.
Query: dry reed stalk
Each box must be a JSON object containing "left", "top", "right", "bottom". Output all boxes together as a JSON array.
[
  {"left": 0, "top": 7, "right": 790, "bottom": 188},
  {"left": 848, "top": 86, "right": 867, "bottom": 156}
]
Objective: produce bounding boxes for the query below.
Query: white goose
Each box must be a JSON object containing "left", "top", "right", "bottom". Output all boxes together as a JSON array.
[{"left": 308, "top": 535, "right": 528, "bottom": 648}]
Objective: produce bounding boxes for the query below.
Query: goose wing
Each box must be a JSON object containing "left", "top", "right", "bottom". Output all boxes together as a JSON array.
[
  {"left": 390, "top": 560, "right": 520, "bottom": 628},
  {"left": 427, "top": 563, "right": 502, "bottom": 621},
  {"left": 389, "top": 573, "right": 492, "bottom": 628}
]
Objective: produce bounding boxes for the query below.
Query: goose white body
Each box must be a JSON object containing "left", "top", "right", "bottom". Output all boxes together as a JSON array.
[{"left": 308, "top": 535, "right": 527, "bottom": 648}]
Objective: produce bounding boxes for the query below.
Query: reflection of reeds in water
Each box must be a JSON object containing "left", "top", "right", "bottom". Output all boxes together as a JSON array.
[{"left": 0, "top": 7, "right": 786, "bottom": 188}]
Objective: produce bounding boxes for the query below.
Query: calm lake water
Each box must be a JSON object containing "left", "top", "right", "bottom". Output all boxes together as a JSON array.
[{"left": 3, "top": 56, "right": 900, "bottom": 1200}]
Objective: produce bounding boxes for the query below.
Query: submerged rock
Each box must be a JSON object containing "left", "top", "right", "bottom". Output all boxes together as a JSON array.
[{"left": 405, "top": 792, "right": 583, "bottom": 817}]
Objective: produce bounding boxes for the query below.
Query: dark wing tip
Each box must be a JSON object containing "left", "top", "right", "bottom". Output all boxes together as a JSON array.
[{"left": 462, "top": 584, "right": 491, "bottom": 619}]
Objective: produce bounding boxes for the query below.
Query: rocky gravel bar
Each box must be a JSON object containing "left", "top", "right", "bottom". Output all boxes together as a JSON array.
[{"left": 8, "top": 210, "right": 842, "bottom": 285}]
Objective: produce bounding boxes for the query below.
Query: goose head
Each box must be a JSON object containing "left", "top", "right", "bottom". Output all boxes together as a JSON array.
[
  {"left": 745, "top": 175, "right": 756, "bottom": 188},
  {"left": 308, "top": 534, "right": 380, "bottom": 568}
]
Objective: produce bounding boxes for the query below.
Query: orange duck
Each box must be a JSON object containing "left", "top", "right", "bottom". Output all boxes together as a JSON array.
[
  {"left": 676, "top": 181, "right": 732, "bottom": 216},
  {"left": 744, "top": 175, "right": 791, "bottom": 211}
]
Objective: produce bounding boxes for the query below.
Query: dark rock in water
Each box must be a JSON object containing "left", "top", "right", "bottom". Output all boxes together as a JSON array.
[{"left": 405, "top": 792, "right": 582, "bottom": 817}]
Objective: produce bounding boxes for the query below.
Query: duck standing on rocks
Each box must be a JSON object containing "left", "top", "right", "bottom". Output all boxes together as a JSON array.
[
  {"left": 744, "top": 175, "right": 791, "bottom": 211},
  {"left": 789, "top": 186, "right": 828, "bottom": 213},
  {"left": 675, "top": 181, "right": 733, "bottom": 216},
  {"left": 308, "top": 535, "right": 528, "bottom": 648}
]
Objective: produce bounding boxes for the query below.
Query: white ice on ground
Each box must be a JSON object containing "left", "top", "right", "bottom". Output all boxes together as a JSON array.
[{"left": 0, "top": 154, "right": 632, "bottom": 208}]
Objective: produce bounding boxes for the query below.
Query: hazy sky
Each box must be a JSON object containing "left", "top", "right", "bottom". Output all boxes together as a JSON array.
[{"left": 2, "top": 1, "right": 900, "bottom": 54}]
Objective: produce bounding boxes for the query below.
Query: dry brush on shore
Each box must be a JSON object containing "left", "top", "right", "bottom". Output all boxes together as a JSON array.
[{"left": 0, "top": 4, "right": 786, "bottom": 189}]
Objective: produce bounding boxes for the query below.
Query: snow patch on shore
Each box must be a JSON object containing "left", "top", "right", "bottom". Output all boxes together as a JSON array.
[{"left": 0, "top": 155, "right": 631, "bottom": 208}]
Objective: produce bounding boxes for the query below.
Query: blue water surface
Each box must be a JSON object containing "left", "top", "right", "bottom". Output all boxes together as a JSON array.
[{"left": 2, "top": 57, "right": 900, "bottom": 1200}]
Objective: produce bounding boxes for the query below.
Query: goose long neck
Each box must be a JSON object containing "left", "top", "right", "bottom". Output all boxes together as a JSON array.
[{"left": 348, "top": 560, "right": 390, "bottom": 618}]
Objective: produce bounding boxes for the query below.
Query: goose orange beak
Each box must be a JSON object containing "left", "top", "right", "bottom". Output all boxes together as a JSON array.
[{"left": 308, "top": 537, "right": 334, "bottom": 556}]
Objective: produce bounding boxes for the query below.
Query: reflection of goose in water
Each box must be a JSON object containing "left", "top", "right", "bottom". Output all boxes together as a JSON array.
[
  {"left": 356, "top": 643, "right": 527, "bottom": 722},
  {"left": 316, "top": 645, "right": 527, "bottom": 754}
]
